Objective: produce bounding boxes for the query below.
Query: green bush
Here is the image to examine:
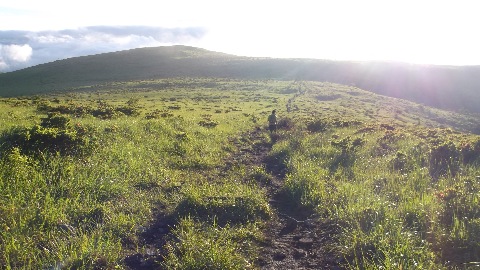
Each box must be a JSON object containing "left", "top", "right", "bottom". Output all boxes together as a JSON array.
[
  {"left": 277, "top": 117, "right": 294, "bottom": 130},
  {"left": 460, "top": 139, "right": 480, "bottom": 164},
  {"left": 0, "top": 114, "right": 97, "bottom": 156},
  {"left": 40, "top": 112, "right": 71, "bottom": 129},
  {"left": 306, "top": 119, "right": 329, "bottom": 132},
  {"left": 329, "top": 136, "right": 362, "bottom": 174}
]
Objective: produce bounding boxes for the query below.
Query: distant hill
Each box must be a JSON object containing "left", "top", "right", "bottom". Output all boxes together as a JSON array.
[{"left": 1, "top": 45, "right": 479, "bottom": 113}]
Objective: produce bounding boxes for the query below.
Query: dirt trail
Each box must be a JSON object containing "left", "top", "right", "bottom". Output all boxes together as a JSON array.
[
  {"left": 231, "top": 128, "right": 343, "bottom": 269},
  {"left": 124, "top": 126, "right": 343, "bottom": 269}
]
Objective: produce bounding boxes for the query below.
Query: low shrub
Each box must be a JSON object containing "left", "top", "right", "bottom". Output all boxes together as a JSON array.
[
  {"left": 306, "top": 119, "right": 328, "bottom": 132},
  {"left": 0, "top": 113, "right": 97, "bottom": 156},
  {"left": 329, "top": 136, "right": 362, "bottom": 173},
  {"left": 460, "top": 139, "right": 480, "bottom": 164},
  {"left": 40, "top": 112, "right": 71, "bottom": 129},
  {"left": 277, "top": 117, "right": 294, "bottom": 130},
  {"left": 391, "top": 151, "right": 414, "bottom": 172}
]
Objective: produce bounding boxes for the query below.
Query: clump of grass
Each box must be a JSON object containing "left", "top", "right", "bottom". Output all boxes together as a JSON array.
[
  {"left": 264, "top": 136, "right": 299, "bottom": 176},
  {"left": 162, "top": 218, "right": 259, "bottom": 270},
  {"left": 174, "top": 182, "right": 271, "bottom": 225},
  {"left": 429, "top": 141, "right": 460, "bottom": 179},
  {"left": 249, "top": 166, "right": 273, "bottom": 186},
  {"left": 283, "top": 163, "right": 333, "bottom": 214}
]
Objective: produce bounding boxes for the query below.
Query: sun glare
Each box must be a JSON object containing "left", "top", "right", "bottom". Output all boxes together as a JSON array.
[{"left": 2, "top": 0, "right": 480, "bottom": 66}]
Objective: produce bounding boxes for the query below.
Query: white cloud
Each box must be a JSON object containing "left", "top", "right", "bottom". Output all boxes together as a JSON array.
[
  {"left": 0, "top": 60, "right": 8, "bottom": 71},
  {"left": 31, "top": 34, "right": 74, "bottom": 44},
  {"left": 2, "top": 44, "right": 32, "bottom": 62},
  {"left": 0, "top": 26, "right": 206, "bottom": 72},
  {"left": 0, "top": 44, "right": 33, "bottom": 71}
]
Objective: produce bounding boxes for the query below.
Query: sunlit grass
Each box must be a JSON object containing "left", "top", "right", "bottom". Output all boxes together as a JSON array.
[
  {"left": 271, "top": 116, "right": 480, "bottom": 268},
  {"left": 1, "top": 79, "right": 479, "bottom": 269}
]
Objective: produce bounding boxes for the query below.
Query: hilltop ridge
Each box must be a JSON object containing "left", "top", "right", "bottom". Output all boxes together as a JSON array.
[{"left": 1, "top": 45, "right": 480, "bottom": 113}]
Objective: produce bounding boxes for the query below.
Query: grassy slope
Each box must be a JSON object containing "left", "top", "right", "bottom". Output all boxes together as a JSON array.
[
  {"left": 1, "top": 46, "right": 480, "bottom": 113},
  {"left": 1, "top": 79, "right": 480, "bottom": 269}
]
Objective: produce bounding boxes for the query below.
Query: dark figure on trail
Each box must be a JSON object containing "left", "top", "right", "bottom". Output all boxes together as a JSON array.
[{"left": 268, "top": 110, "right": 277, "bottom": 132}]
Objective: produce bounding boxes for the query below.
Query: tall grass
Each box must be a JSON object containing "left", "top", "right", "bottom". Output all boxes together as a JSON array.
[
  {"left": 1, "top": 79, "right": 479, "bottom": 269},
  {"left": 0, "top": 79, "right": 287, "bottom": 269},
  {"left": 274, "top": 119, "right": 480, "bottom": 268}
]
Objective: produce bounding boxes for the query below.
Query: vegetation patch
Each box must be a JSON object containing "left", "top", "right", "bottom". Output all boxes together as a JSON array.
[
  {"left": 306, "top": 118, "right": 329, "bottom": 132},
  {"left": 1, "top": 79, "right": 480, "bottom": 269},
  {"left": 0, "top": 113, "right": 97, "bottom": 156},
  {"left": 162, "top": 218, "right": 260, "bottom": 270},
  {"left": 174, "top": 183, "right": 271, "bottom": 225},
  {"left": 198, "top": 114, "right": 219, "bottom": 128},
  {"left": 37, "top": 99, "right": 141, "bottom": 119}
]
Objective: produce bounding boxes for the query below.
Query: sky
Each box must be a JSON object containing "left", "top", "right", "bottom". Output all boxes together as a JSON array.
[{"left": 1, "top": 0, "right": 479, "bottom": 72}]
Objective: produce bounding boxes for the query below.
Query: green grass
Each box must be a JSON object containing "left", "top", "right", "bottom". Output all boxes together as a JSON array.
[
  {"left": 1, "top": 78, "right": 479, "bottom": 269},
  {"left": 2, "top": 45, "right": 480, "bottom": 115},
  {"left": 273, "top": 120, "right": 480, "bottom": 268},
  {"left": 162, "top": 218, "right": 262, "bottom": 270}
]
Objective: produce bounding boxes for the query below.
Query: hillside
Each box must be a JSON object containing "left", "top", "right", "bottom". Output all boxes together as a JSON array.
[
  {"left": 1, "top": 45, "right": 480, "bottom": 113},
  {"left": 1, "top": 79, "right": 480, "bottom": 269}
]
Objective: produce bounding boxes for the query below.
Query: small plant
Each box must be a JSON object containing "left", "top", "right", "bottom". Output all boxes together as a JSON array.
[
  {"left": 307, "top": 119, "right": 328, "bottom": 132},
  {"left": 429, "top": 141, "right": 460, "bottom": 179},
  {"left": 168, "top": 105, "right": 181, "bottom": 110},
  {"left": 391, "top": 151, "right": 410, "bottom": 172},
  {"left": 145, "top": 109, "right": 175, "bottom": 119},
  {"left": 198, "top": 119, "right": 219, "bottom": 128}
]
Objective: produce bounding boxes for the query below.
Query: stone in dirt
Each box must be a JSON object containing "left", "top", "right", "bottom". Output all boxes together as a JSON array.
[
  {"left": 273, "top": 251, "right": 287, "bottom": 261},
  {"left": 297, "top": 237, "right": 314, "bottom": 248}
]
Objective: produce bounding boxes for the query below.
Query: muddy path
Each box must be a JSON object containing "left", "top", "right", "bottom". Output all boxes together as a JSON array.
[{"left": 124, "top": 126, "right": 344, "bottom": 269}]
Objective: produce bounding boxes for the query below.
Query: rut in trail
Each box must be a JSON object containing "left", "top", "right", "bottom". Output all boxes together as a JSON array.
[{"left": 227, "top": 127, "right": 343, "bottom": 270}]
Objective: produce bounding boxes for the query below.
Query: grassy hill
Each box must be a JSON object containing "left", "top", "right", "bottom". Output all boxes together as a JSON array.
[
  {"left": 1, "top": 45, "right": 480, "bottom": 268},
  {"left": 1, "top": 78, "right": 480, "bottom": 269},
  {"left": 1, "top": 45, "right": 480, "bottom": 113}
]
